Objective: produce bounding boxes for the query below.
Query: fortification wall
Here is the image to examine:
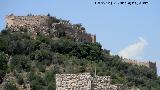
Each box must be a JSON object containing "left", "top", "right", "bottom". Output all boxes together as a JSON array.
[
  {"left": 5, "top": 15, "right": 56, "bottom": 32},
  {"left": 6, "top": 15, "right": 51, "bottom": 27},
  {"left": 5, "top": 14, "right": 96, "bottom": 43},
  {"left": 123, "top": 58, "right": 157, "bottom": 71}
]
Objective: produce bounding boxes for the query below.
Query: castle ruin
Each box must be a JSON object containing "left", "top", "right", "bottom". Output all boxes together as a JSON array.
[
  {"left": 5, "top": 14, "right": 96, "bottom": 43},
  {"left": 5, "top": 14, "right": 156, "bottom": 72},
  {"left": 123, "top": 58, "right": 157, "bottom": 72}
]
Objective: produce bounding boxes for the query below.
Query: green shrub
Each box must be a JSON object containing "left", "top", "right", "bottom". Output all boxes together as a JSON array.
[
  {"left": 4, "top": 82, "right": 18, "bottom": 90},
  {"left": 16, "top": 75, "right": 24, "bottom": 85}
]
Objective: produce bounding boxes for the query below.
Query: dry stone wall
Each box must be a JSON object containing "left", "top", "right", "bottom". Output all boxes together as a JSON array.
[
  {"left": 56, "top": 73, "right": 124, "bottom": 90},
  {"left": 56, "top": 73, "right": 92, "bottom": 90},
  {"left": 92, "top": 76, "right": 111, "bottom": 90}
]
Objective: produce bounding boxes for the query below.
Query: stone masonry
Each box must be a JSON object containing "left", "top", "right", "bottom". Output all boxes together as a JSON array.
[
  {"left": 91, "top": 76, "right": 111, "bottom": 90},
  {"left": 56, "top": 73, "right": 125, "bottom": 90},
  {"left": 56, "top": 73, "right": 91, "bottom": 90},
  {"left": 123, "top": 58, "right": 157, "bottom": 72},
  {"left": 5, "top": 14, "right": 96, "bottom": 43}
]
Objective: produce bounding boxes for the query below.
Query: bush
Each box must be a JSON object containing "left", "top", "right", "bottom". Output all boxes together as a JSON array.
[
  {"left": 30, "top": 80, "right": 44, "bottom": 90},
  {"left": 4, "top": 82, "right": 18, "bottom": 90},
  {"left": 10, "top": 55, "right": 31, "bottom": 72},
  {"left": 47, "top": 82, "right": 55, "bottom": 90},
  {"left": 36, "top": 62, "right": 46, "bottom": 73},
  {"left": 45, "top": 71, "right": 54, "bottom": 84},
  {"left": 27, "top": 71, "right": 46, "bottom": 90},
  {"left": 16, "top": 75, "right": 24, "bottom": 85}
]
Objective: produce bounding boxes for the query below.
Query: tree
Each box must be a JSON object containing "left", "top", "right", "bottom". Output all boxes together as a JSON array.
[
  {"left": 30, "top": 49, "right": 52, "bottom": 65},
  {"left": 0, "top": 36, "right": 8, "bottom": 52},
  {"left": 47, "top": 13, "right": 50, "bottom": 16},
  {"left": 74, "top": 23, "right": 82, "bottom": 28},
  {"left": 0, "top": 52, "right": 8, "bottom": 83}
]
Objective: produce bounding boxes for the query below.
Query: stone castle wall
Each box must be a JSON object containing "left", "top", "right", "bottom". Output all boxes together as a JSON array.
[
  {"left": 6, "top": 15, "right": 55, "bottom": 32},
  {"left": 5, "top": 14, "right": 96, "bottom": 43},
  {"left": 123, "top": 58, "right": 157, "bottom": 71},
  {"left": 6, "top": 15, "right": 52, "bottom": 28}
]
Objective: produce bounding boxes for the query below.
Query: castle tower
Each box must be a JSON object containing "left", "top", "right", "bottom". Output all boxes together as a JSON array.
[
  {"left": 148, "top": 61, "right": 157, "bottom": 72},
  {"left": 6, "top": 14, "right": 15, "bottom": 28},
  {"left": 91, "top": 34, "right": 96, "bottom": 43}
]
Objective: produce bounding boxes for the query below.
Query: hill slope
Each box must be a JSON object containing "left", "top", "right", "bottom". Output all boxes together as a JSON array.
[{"left": 0, "top": 23, "right": 160, "bottom": 90}]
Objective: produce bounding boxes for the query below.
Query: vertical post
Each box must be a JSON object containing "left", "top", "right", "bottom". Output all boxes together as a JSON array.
[{"left": 94, "top": 63, "right": 96, "bottom": 77}]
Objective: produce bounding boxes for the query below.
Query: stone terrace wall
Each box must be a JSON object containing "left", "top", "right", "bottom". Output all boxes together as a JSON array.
[
  {"left": 92, "top": 76, "right": 111, "bottom": 90},
  {"left": 56, "top": 73, "right": 91, "bottom": 90},
  {"left": 56, "top": 73, "right": 127, "bottom": 90}
]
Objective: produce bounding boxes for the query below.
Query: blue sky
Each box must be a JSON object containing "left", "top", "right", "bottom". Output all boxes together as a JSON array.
[{"left": 0, "top": 0, "right": 160, "bottom": 75}]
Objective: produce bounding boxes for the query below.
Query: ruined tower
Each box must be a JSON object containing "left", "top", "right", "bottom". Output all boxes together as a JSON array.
[{"left": 91, "top": 34, "right": 96, "bottom": 43}]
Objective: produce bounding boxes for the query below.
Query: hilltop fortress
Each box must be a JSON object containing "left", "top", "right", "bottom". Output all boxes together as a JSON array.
[
  {"left": 5, "top": 14, "right": 96, "bottom": 43},
  {"left": 5, "top": 14, "right": 157, "bottom": 73}
]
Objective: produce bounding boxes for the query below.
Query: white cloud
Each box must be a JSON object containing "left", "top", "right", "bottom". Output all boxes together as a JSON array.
[{"left": 118, "top": 37, "right": 148, "bottom": 59}]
